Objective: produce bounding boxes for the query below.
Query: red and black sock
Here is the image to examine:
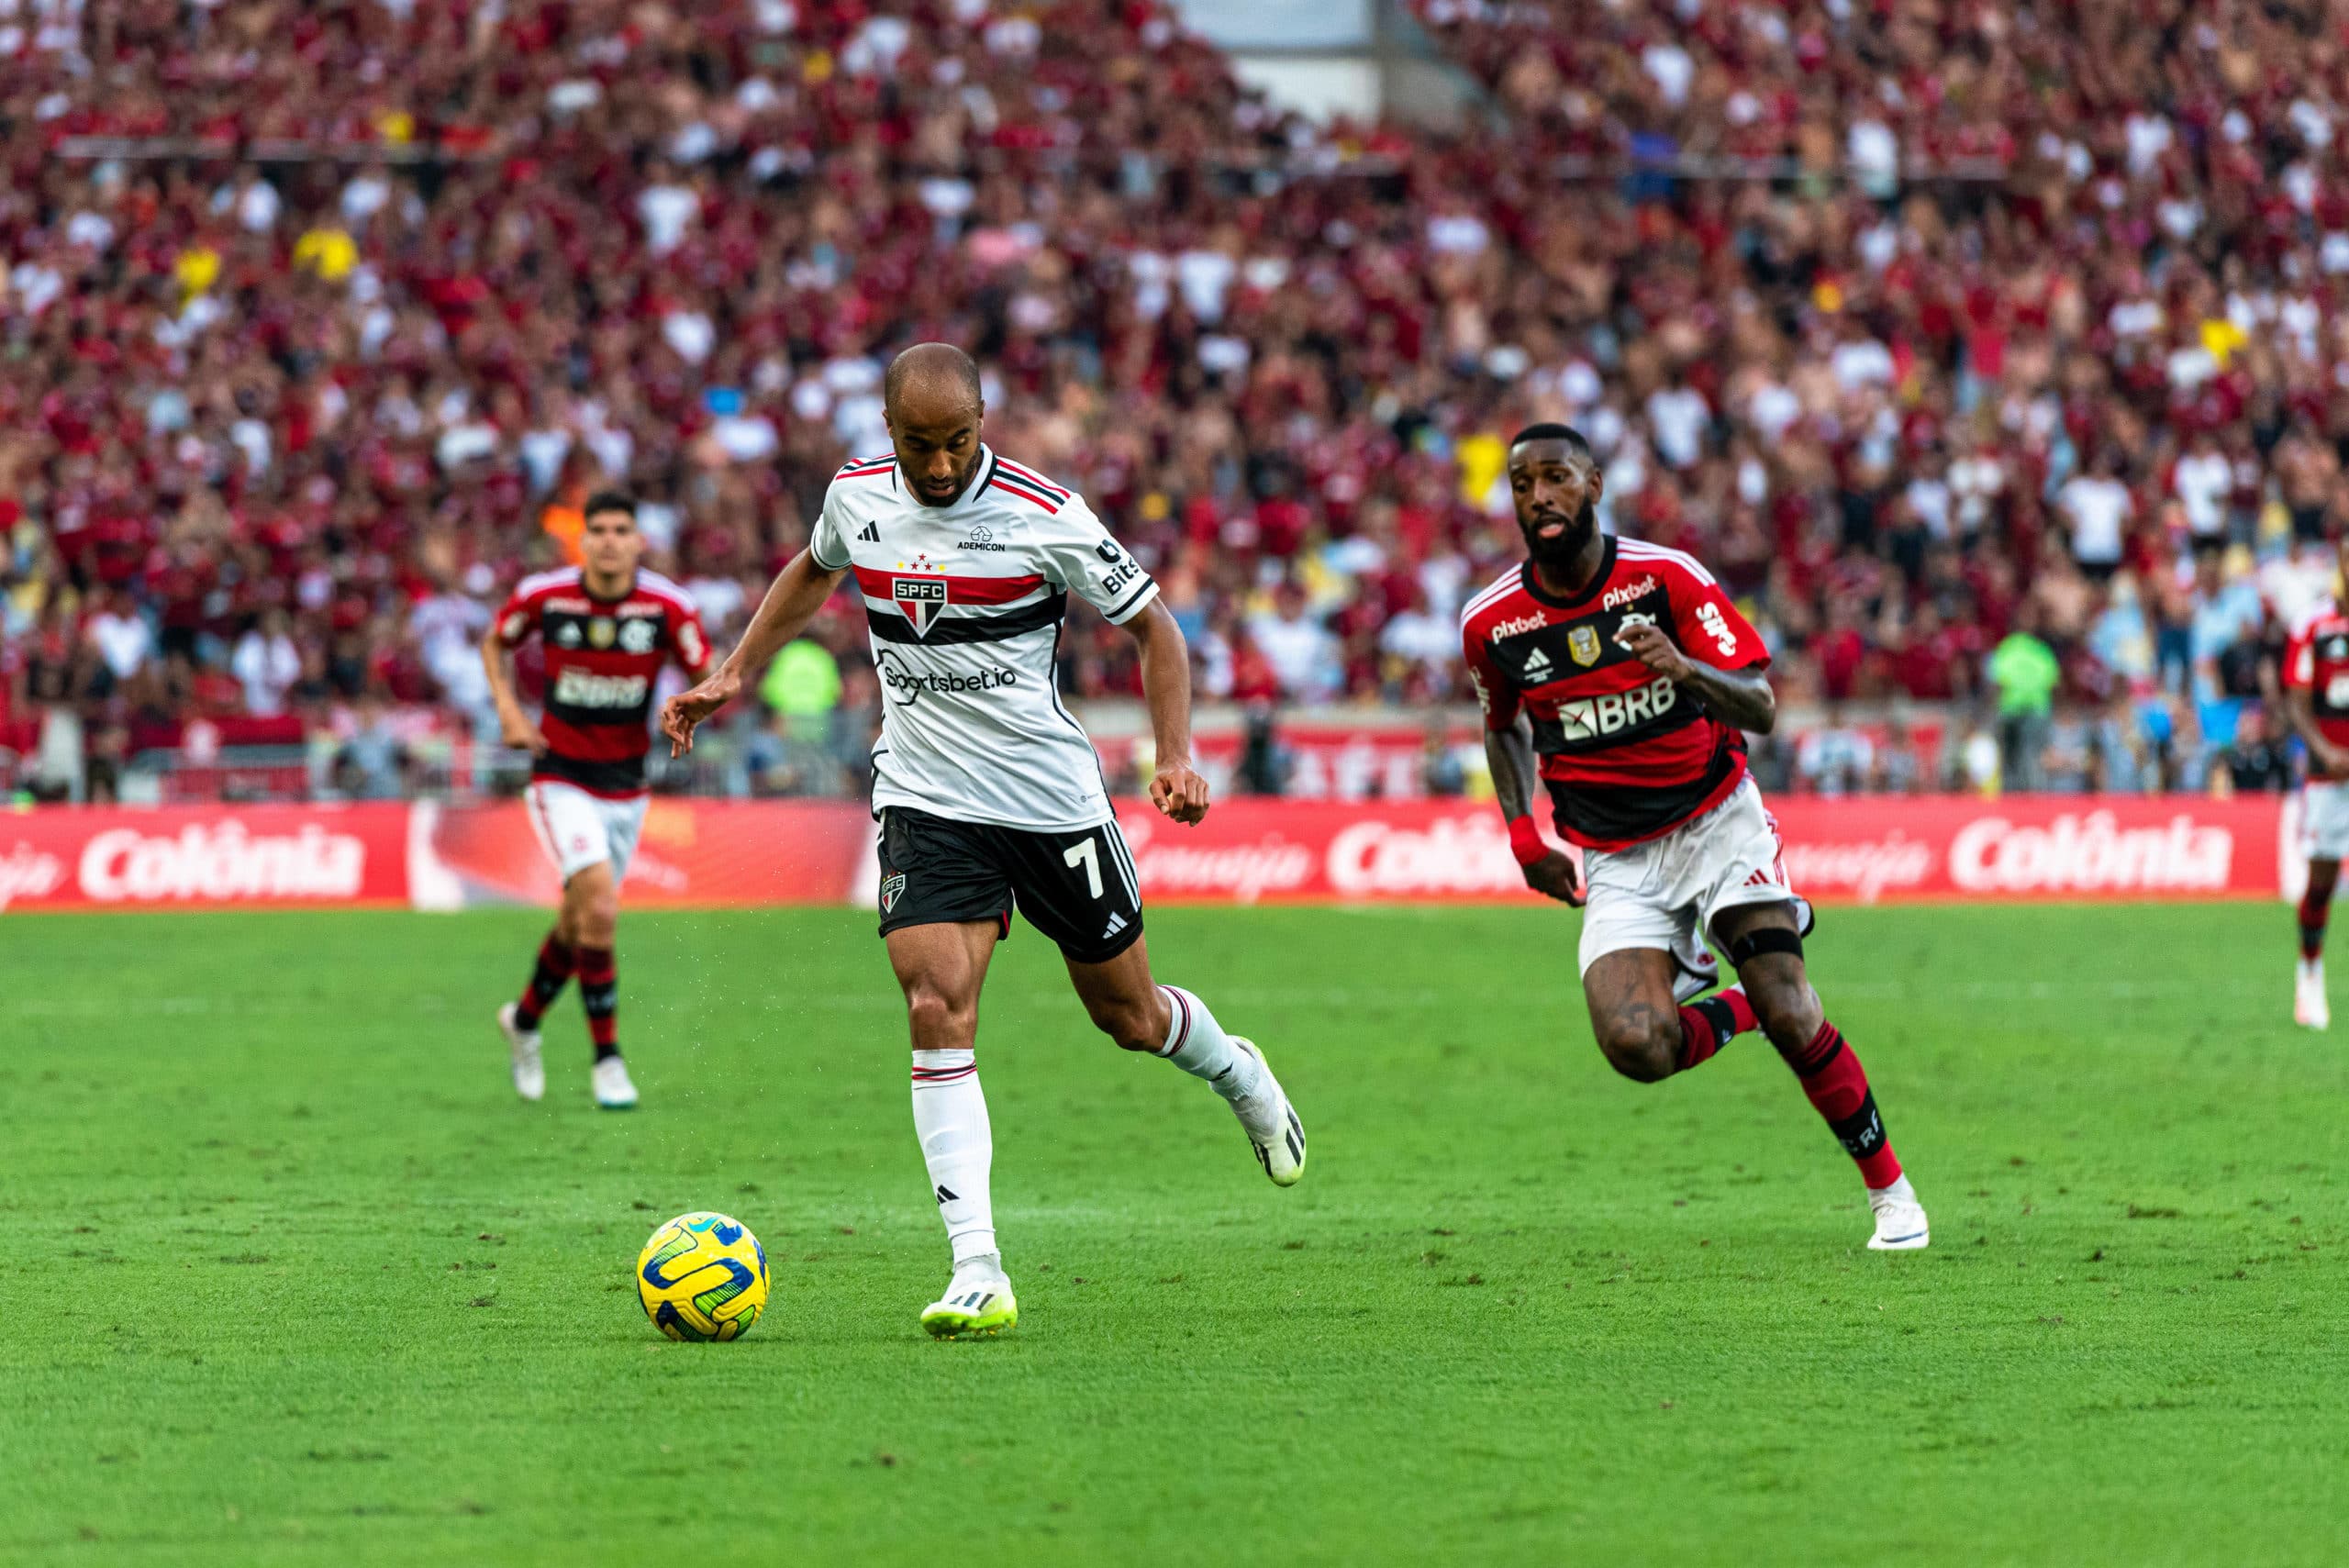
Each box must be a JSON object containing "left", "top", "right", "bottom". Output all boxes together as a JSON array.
[
  {"left": 514, "top": 932, "right": 575, "bottom": 1030},
  {"left": 2299, "top": 889, "right": 2328, "bottom": 962},
  {"left": 576, "top": 945, "right": 618, "bottom": 1062},
  {"left": 1675, "top": 985, "right": 1759, "bottom": 1073},
  {"left": 1776, "top": 1019, "right": 1902, "bottom": 1189}
]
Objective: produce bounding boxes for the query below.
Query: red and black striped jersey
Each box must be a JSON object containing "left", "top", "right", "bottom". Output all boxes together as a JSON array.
[
  {"left": 1461, "top": 536, "right": 1768, "bottom": 851},
  {"left": 494, "top": 566, "right": 712, "bottom": 796},
  {"left": 2286, "top": 597, "right": 2349, "bottom": 754}
]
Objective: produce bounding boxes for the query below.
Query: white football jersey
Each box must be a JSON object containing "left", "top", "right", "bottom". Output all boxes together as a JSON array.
[{"left": 809, "top": 445, "right": 1159, "bottom": 831}]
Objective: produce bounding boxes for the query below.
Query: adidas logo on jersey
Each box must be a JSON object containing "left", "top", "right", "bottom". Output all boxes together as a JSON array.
[
  {"left": 1521, "top": 647, "right": 1553, "bottom": 679},
  {"left": 858, "top": 521, "right": 880, "bottom": 542},
  {"left": 1102, "top": 911, "right": 1130, "bottom": 940}
]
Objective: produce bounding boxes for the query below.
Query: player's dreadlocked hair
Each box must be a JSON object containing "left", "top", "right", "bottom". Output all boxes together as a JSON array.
[{"left": 1508, "top": 422, "right": 1596, "bottom": 460}]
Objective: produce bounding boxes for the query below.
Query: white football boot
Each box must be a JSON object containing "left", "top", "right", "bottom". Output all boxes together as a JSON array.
[
  {"left": 496, "top": 1003, "right": 545, "bottom": 1102},
  {"left": 591, "top": 1055, "right": 639, "bottom": 1110},
  {"left": 1865, "top": 1176, "right": 1931, "bottom": 1251},
  {"left": 920, "top": 1256, "right": 1018, "bottom": 1339},
  {"left": 1227, "top": 1038, "right": 1306, "bottom": 1187},
  {"left": 2295, "top": 959, "right": 2330, "bottom": 1030}
]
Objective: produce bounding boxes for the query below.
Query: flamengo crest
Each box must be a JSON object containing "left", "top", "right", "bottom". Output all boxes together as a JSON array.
[{"left": 894, "top": 577, "right": 948, "bottom": 637}]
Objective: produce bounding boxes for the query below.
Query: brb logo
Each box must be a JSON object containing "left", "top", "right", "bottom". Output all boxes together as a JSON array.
[{"left": 1557, "top": 674, "right": 1676, "bottom": 741}]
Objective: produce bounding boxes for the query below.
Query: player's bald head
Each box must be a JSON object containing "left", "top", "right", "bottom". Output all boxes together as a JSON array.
[
  {"left": 885, "top": 342, "right": 984, "bottom": 428},
  {"left": 884, "top": 343, "right": 988, "bottom": 506}
]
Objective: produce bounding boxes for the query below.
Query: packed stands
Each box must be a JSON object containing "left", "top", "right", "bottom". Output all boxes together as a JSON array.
[{"left": 1, "top": 0, "right": 2341, "bottom": 798}]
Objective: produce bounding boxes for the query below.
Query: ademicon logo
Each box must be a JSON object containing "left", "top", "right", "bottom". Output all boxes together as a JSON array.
[{"left": 75, "top": 820, "right": 369, "bottom": 903}]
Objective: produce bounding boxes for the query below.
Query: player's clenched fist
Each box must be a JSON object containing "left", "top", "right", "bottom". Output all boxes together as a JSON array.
[
  {"left": 1615, "top": 620, "right": 1695, "bottom": 683},
  {"left": 1149, "top": 761, "right": 1211, "bottom": 824},
  {"left": 661, "top": 669, "right": 742, "bottom": 757},
  {"left": 1520, "top": 848, "right": 1585, "bottom": 906}
]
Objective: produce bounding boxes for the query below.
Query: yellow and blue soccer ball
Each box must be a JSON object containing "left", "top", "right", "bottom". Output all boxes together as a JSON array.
[{"left": 636, "top": 1211, "right": 768, "bottom": 1341}]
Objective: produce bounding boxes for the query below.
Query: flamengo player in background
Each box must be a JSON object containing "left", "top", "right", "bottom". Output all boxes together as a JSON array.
[
  {"left": 1462, "top": 424, "right": 1929, "bottom": 1251},
  {"left": 2281, "top": 534, "right": 2349, "bottom": 1029},
  {"left": 661, "top": 344, "right": 1305, "bottom": 1338},
  {"left": 482, "top": 493, "right": 712, "bottom": 1108}
]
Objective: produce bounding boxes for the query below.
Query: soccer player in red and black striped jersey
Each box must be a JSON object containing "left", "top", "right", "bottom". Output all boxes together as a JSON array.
[
  {"left": 1463, "top": 424, "right": 1928, "bottom": 1249},
  {"left": 481, "top": 492, "right": 712, "bottom": 1109},
  {"left": 2281, "top": 533, "right": 2349, "bottom": 1029}
]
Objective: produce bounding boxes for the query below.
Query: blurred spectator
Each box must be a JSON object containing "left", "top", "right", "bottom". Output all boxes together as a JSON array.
[
  {"left": 231, "top": 611, "right": 302, "bottom": 718},
  {"left": 333, "top": 699, "right": 414, "bottom": 801},
  {"left": 1989, "top": 612, "right": 2061, "bottom": 792},
  {"left": 2221, "top": 705, "right": 2294, "bottom": 795},
  {"left": 1795, "top": 706, "right": 1874, "bottom": 796}
]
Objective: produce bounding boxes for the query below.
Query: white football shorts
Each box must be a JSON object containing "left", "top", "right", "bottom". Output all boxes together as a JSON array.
[
  {"left": 525, "top": 779, "right": 648, "bottom": 884},
  {"left": 2304, "top": 780, "right": 2349, "bottom": 861},
  {"left": 1577, "top": 776, "right": 1813, "bottom": 980}
]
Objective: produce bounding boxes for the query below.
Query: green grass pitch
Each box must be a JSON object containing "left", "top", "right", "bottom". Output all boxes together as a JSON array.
[{"left": 4, "top": 903, "right": 2344, "bottom": 1565}]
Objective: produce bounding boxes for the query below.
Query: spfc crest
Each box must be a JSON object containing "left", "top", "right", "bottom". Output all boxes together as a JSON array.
[
  {"left": 894, "top": 577, "right": 947, "bottom": 638},
  {"left": 1567, "top": 624, "right": 1602, "bottom": 666},
  {"left": 880, "top": 873, "right": 907, "bottom": 913},
  {"left": 586, "top": 616, "right": 617, "bottom": 650}
]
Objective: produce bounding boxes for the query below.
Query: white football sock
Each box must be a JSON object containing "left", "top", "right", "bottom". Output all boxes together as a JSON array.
[
  {"left": 910, "top": 1050, "right": 996, "bottom": 1268},
  {"left": 1156, "top": 985, "right": 1262, "bottom": 1102}
]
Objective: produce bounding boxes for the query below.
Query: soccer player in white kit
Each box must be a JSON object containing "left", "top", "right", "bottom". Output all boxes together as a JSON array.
[{"left": 662, "top": 344, "right": 1306, "bottom": 1338}]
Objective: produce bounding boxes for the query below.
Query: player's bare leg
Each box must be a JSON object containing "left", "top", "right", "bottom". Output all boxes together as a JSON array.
[
  {"left": 2297, "top": 858, "right": 2337, "bottom": 1029},
  {"left": 1068, "top": 935, "right": 1306, "bottom": 1185},
  {"left": 1713, "top": 902, "right": 1926, "bottom": 1250},
  {"left": 546, "top": 862, "right": 633, "bottom": 1108},
  {"left": 889, "top": 919, "right": 1019, "bottom": 1338},
  {"left": 1581, "top": 948, "right": 1761, "bottom": 1084}
]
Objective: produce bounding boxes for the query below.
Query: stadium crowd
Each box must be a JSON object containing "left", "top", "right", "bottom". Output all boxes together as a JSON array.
[{"left": 3, "top": 0, "right": 2345, "bottom": 799}]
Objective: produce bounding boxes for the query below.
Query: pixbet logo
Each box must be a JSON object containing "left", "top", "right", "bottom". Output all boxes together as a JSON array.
[
  {"left": 1601, "top": 575, "right": 1658, "bottom": 611},
  {"left": 1490, "top": 613, "right": 1549, "bottom": 639}
]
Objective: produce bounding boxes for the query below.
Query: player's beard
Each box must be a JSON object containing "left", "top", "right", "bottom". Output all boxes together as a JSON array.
[{"left": 1520, "top": 497, "right": 1598, "bottom": 570}]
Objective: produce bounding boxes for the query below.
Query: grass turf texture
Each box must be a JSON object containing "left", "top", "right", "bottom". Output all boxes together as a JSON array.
[{"left": 3, "top": 904, "right": 2343, "bottom": 1566}]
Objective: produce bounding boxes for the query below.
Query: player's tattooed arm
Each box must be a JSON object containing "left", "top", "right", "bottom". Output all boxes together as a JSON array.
[
  {"left": 1486, "top": 715, "right": 1583, "bottom": 905},
  {"left": 2286, "top": 686, "right": 2349, "bottom": 778},
  {"left": 1124, "top": 599, "right": 1210, "bottom": 824},
  {"left": 662, "top": 550, "right": 848, "bottom": 755},
  {"left": 1616, "top": 624, "right": 1777, "bottom": 734}
]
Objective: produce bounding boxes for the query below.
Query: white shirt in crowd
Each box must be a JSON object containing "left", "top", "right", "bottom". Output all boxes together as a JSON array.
[
  {"left": 231, "top": 628, "right": 303, "bottom": 715},
  {"left": 2173, "top": 448, "right": 2232, "bottom": 538},
  {"left": 2059, "top": 474, "right": 2133, "bottom": 565}
]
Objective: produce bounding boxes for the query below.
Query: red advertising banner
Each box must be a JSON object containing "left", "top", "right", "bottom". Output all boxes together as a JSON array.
[
  {"left": 1116, "top": 794, "right": 2288, "bottom": 905},
  {"left": 0, "top": 793, "right": 2291, "bottom": 915},
  {"left": 0, "top": 803, "right": 411, "bottom": 913},
  {"left": 416, "top": 798, "right": 875, "bottom": 908}
]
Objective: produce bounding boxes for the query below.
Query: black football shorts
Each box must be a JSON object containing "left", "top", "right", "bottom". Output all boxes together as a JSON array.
[{"left": 875, "top": 806, "right": 1144, "bottom": 964}]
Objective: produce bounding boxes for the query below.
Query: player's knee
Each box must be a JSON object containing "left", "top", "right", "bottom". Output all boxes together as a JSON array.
[
  {"left": 1595, "top": 1013, "right": 1678, "bottom": 1084},
  {"left": 904, "top": 987, "right": 977, "bottom": 1051},
  {"left": 1749, "top": 978, "right": 1823, "bottom": 1054},
  {"left": 574, "top": 891, "right": 619, "bottom": 945}
]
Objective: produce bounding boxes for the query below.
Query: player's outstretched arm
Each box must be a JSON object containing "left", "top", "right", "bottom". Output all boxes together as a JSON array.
[
  {"left": 1123, "top": 599, "right": 1209, "bottom": 824},
  {"left": 661, "top": 550, "right": 847, "bottom": 756}
]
